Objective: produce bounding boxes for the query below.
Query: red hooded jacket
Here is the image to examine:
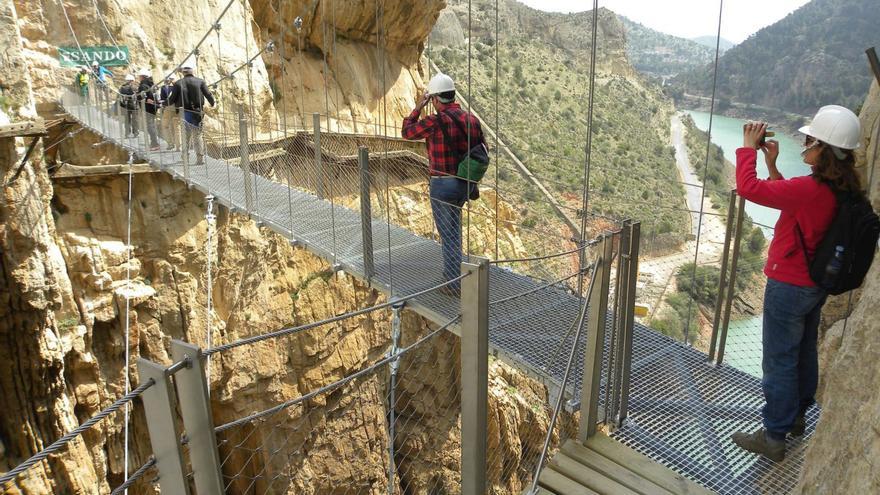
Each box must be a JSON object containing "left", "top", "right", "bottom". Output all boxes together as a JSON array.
[{"left": 735, "top": 147, "right": 837, "bottom": 287}]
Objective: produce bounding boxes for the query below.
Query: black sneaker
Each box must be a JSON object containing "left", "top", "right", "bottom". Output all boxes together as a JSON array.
[
  {"left": 732, "top": 428, "right": 785, "bottom": 462},
  {"left": 789, "top": 414, "right": 806, "bottom": 437}
]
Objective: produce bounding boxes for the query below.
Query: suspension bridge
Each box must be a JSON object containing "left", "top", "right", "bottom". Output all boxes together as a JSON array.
[{"left": 0, "top": 0, "right": 829, "bottom": 493}]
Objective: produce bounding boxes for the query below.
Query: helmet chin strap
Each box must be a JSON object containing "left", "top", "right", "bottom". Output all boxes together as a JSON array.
[{"left": 829, "top": 145, "right": 847, "bottom": 160}]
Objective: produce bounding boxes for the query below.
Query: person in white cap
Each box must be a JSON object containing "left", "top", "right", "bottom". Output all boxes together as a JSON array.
[
  {"left": 137, "top": 68, "right": 160, "bottom": 150},
  {"left": 169, "top": 59, "right": 215, "bottom": 165},
  {"left": 118, "top": 73, "right": 139, "bottom": 137},
  {"left": 731, "top": 106, "right": 866, "bottom": 462}
]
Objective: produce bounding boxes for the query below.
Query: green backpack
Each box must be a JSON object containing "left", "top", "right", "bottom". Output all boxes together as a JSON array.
[{"left": 438, "top": 110, "right": 490, "bottom": 183}]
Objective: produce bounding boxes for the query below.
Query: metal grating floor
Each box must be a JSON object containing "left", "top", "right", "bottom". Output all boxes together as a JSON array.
[{"left": 64, "top": 103, "right": 814, "bottom": 495}]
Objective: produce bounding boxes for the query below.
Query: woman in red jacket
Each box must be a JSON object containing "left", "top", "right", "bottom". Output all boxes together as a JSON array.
[{"left": 731, "top": 105, "right": 862, "bottom": 462}]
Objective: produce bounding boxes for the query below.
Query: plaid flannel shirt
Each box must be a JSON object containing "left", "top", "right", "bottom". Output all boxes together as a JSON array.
[{"left": 402, "top": 102, "right": 485, "bottom": 177}]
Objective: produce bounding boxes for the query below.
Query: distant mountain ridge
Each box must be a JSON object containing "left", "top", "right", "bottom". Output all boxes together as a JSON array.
[
  {"left": 691, "top": 35, "right": 734, "bottom": 52},
  {"left": 619, "top": 16, "right": 718, "bottom": 78},
  {"left": 673, "top": 0, "right": 880, "bottom": 114}
]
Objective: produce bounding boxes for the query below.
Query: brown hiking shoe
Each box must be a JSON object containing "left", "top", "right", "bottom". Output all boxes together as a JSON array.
[
  {"left": 789, "top": 415, "right": 806, "bottom": 437},
  {"left": 732, "top": 428, "right": 785, "bottom": 462}
]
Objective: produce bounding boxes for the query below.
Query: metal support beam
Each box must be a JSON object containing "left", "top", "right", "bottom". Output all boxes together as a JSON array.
[
  {"left": 617, "top": 221, "right": 640, "bottom": 424},
  {"left": 137, "top": 358, "right": 191, "bottom": 495},
  {"left": 239, "top": 106, "right": 253, "bottom": 212},
  {"left": 461, "top": 258, "right": 489, "bottom": 495},
  {"left": 171, "top": 341, "right": 225, "bottom": 495},
  {"left": 578, "top": 233, "right": 613, "bottom": 441},
  {"left": 313, "top": 113, "right": 324, "bottom": 200},
  {"left": 359, "top": 147, "right": 375, "bottom": 281},
  {"left": 717, "top": 194, "right": 747, "bottom": 365},
  {"left": 708, "top": 190, "right": 737, "bottom": 362}
]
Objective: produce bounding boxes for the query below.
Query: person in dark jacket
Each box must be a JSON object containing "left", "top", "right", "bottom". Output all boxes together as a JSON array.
[
  {"left": 138, "top": 68, "right": 160, "bottom": 150},
  {"left": 159, "top": 76, "right": 180, "bottom": 150},
  {"left": 118, "top": 74, "right": 138, "bottom": 137},
  {"left": 731, "top": 106, "right": 863, "bottom": 462},
  {"left": 169, "top": 60, "right": 215, "bottom": 165}
]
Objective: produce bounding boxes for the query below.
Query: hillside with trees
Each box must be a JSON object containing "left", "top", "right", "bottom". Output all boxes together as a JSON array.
[
  {"left": 673, "top": 0, "right": 880, "bottom": 114},
  {"left": 619, "top": 17, "right": 720, "bottom": 78}
]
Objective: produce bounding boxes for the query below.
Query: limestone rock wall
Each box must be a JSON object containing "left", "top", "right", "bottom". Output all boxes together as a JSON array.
[{"left": 796, "top": 80, "right": 880, "bottom": 494}]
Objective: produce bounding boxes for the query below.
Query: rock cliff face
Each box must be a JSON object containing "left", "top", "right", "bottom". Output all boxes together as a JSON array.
[
  {"left": 796, "top": 80, "right": 880, "bottom": 494},
  {"left": 10, "top": 0, "right": 442, "bottom": 134}
]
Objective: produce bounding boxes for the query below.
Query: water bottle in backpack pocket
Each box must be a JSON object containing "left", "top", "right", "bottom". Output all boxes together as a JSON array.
[{"left": 797, "top": 192, "right": 880, "bottom": 295}]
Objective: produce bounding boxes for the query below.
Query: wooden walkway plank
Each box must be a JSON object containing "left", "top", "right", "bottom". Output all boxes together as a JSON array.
[
  {"left": 560, "top": 440, "right": 674, "bottom": 495},
  {"left": 585, "top": 434, "right": 716, "bottom": 495},
  {"left": 549, "top": 453, "right": 640, "bottom": 495},
  {"left": 538, "top": 468, "right": 600, "bottom": 495}
]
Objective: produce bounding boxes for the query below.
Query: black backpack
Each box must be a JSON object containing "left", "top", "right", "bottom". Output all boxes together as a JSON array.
[{"left": 797, "top": 192, "right": 880, "bottom": 295}]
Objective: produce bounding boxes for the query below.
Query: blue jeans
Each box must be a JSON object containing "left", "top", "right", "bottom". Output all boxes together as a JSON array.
[
  {"left": 761, "top": 278, "right": 826, "bottom": 439},
  {"left": 430, "top": 177, "right": 471, "bottom": 288}
]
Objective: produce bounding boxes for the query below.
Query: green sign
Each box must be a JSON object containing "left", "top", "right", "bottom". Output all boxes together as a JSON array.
[{"left": 58, "top": 46, "right": 130, "bottom": 68}]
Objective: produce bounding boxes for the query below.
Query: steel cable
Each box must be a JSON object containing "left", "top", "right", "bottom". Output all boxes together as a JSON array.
[
  {"left": 109, "top": 457, "right": 156, "bottom": 495},
  {"left": 683, "top": 0, "right": 726, "bottom": 344},
  {"left": 204, "top": 273, "right": 468, "bottom": 356},
  {"left": 0, "top": 379, "right": 155, "bottom": 485}
]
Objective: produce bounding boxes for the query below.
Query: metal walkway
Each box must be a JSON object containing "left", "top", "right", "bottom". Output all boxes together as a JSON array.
[{"left": 61, "top": 102, "right": 814, "bottom": 495}]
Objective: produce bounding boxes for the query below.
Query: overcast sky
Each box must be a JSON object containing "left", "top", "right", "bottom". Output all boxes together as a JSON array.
[{"left": 517, "top": 0, "right": 811, "bottom": 44}]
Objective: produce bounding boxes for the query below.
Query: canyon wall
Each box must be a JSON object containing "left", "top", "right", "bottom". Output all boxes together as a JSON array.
[{"left": 796, "top": 80, "right": 880, "bottom": 494}]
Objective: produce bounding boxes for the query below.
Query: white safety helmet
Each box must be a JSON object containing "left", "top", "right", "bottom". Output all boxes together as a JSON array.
[
  {"left": 798, "top": 105, "right": 861, "bottom": 150},
  {"left": 181, "top": 58, "right": 196, "bottom": 73},
  {"left": 426, "top": 73, "right": 455, "bottom": 96},
  {"left": 91, "top": 61, "right": 99, "bottom": 67},
  {"left": 125, "top": 74, "right": 135, "bottom": 81},
  {"left": 138, "top": 68, "right": 152, "bottom": 78}
]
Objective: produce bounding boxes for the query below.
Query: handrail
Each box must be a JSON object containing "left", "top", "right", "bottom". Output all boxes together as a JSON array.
[
  {"left": 203, "top": 273, "right": 468, "bottom": 356},
  {"left": 527, "top": 259, "right": 599, "bottom": 495}
]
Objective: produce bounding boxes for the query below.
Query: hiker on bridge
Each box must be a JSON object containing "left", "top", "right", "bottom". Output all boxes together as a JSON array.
[
  {"left": 74, "top": 66, "right": 90, "bottom": 104},
  {"left": 159, "top": 76, "right": 180, "bottom": 151},
  {"left": 731, "top": 106, "right": 876, "bottom": 462},
  {"left": 90, "top": 61, "right": 114, "bottom": 87},
  {"left": 118, "top": 74, "right": 139, "bottom": 137},
  {"left": 402, "top": 73, "right": 487, "bottom": 296},
  {"left": 137, "top": 68, "right": 160, "bottom": 151},
  {"left": 169, "top": 59, "right": 215, "bottom": 166}
]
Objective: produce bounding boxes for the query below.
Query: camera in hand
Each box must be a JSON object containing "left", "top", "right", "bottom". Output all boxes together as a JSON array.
[{"left": 759, "top": 129, "right": 775, "bottom": 146}]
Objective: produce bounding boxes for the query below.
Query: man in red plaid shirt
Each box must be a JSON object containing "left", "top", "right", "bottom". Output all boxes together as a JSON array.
[{"left": 402, "top": 73, "right": 484, "bottom": 296}]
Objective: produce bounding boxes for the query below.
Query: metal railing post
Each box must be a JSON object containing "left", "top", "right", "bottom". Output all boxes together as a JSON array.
[
  {"left": 239, "top": 105, "right": 253, "bottom": 212},
  {"left": 313, "top": 113, "right": 324, "bottom": 199},
  {"left": 170, "top": 341, "right": 224, "bottom": 495},
  {"left": 617, "top": 221, "right": 640, "bottom": 424},
  {"left": 461, "top": 257, "right": 489, "bottom": 495},
  {"left": 610, "top": 222, "right": 632, "bottom": 424},
  {"left": 578, "top": 233, "right": 613, "bottom": 442},
  {"left": 359, "top": 147, "right": 375, "bottom": 280},
  {"left": 709, "top": 190, "right": 737, "bottom": 361},
  {"left": 182, "top": 107, "right": 190, "bottom": 181},
  {"left": 140, "top": 99, "right": 149, "bottom": 158},
  {"left": 137, "top": 358, "right": 191, "bottom": 495},
  {"left": 717, "top": 194, "right": 747, "bottom": 365}
]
